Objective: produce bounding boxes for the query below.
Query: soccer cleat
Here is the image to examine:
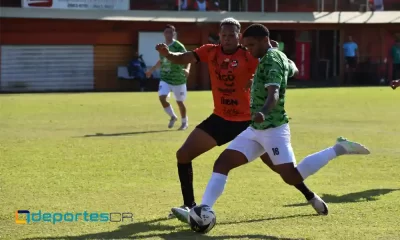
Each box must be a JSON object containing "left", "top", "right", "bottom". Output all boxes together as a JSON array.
[
  {"left": 335, "top": 137, "right": 370, "bottom": 155},
  {"left": 171, "top": 206, "right": 190, "bottom": 224},
  {"left": 167, "top": 205, "right": 189, "bottom": 219},
  {"left": 168, "top": 116, "right": 178, "bottom": 129},
  {"left": 309, "top": 194, "right": 329, "bottom": 215},
  {"left": 178, "top": 123, "right": 189, "bottom": 131}
]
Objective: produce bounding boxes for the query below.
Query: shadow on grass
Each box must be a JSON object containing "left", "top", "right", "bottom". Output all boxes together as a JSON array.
[
  {"left": 82, "top": 130, "right": 172, "bottom": 138},
  {"left": 284, "top": 188, "right": 399, "bottom": 207},
  {"left": 24, "top": 214, "right": 311, "bottom": 240}
]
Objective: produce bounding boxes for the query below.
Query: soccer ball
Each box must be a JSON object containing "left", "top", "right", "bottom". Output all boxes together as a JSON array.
[{"left": 188, "top": 204, "right": 216, "bottom": 234}]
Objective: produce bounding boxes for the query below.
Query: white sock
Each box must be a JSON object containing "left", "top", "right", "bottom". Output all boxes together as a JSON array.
[
  {"left": 164, "top": 105, "right": 177, "bottom": 118},
  {"left": 182, "top": 116, "right": 188, "bottom": 124},
  {"left": 201, "top": 172, "right": 227, "bottom": 208},
  {"left": 296, "top": 147, "right": 337, "bottom": 180}
]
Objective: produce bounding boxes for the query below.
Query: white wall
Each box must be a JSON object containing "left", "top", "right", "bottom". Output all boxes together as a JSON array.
[{"left": 0, "top": 45, "right": 94, "bottom": 91}]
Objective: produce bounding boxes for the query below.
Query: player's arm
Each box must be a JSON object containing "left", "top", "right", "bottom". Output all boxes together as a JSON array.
[
  {"left": 180, "top": 44, "right": 192, "bottom": 76},
  {"left": 156, "top": 43, "right": 212, "bottom": 65},
  {"left": 184, "top": 62, "right": 191, "bottom": 72},
  {"left": 156, "top": 43, "right": 197, "bottom": 65},
  {"left": 258, "top": 84, "right": 280, "bottom": 118},
  {"left": 288, "top": 59, "right": 299, "bottom": 77},
  {"left": 166, "top": 52, "right": 197, "bottom": 65},
  {"left": 149, "top": 60, "right": 161, "bottom": 71},
  {"left": 183, "top": 62, "right": 191, "bottom": 77},
  {"left": 145, "top": 60, "right": 161, "bottom": 78},
  {"left": 253, "top": 61, "right": 282, "bottom": 122}
]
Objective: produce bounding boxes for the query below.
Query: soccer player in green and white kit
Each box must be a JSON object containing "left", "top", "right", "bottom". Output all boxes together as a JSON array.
[
  {"left": 146, "top": 25, "right": 190, "bottom": 130},
  {"left": 172, "top": 24, "right": 371, "bottom": 221}
]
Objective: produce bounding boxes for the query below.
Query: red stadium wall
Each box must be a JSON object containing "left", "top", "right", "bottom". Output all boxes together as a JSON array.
[
  {"left": 1, "top": 18, "right": 399, "bottom": 89},
  {"left": 0, "top": 18, "right": 216, "bottom": 90},
  {"left": 0, "top": 19, "right": 204, "bottom": 45}
]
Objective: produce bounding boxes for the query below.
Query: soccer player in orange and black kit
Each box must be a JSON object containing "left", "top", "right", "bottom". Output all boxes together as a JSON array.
[{"left": 156, "top": 18, "right": 328, "bottom": 218}]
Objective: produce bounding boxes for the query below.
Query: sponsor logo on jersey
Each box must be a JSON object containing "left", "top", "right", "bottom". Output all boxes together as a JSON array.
[{"left": 220, "top": 97, "right": 238, "bottom": 106}]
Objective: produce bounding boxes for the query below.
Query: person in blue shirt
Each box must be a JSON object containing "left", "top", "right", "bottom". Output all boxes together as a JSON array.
[{"left": 343, "top": 36, "right": 359, "bottom": 84}]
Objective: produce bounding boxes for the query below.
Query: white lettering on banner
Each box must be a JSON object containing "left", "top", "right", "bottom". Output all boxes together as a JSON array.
[
  {"left": 22, "top": 0, "right": 129, "bottom": 10},
  {"left": 300, "top": 43, "right": 305, "bottom": 77}
]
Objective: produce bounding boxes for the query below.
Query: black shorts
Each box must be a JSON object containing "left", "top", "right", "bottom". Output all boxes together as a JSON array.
[
  {"left": 345, "top": 57, "right": 357, "bottom": 68},
  {"left": 196, "top": 114, "right": 251, "bottom": 146}
]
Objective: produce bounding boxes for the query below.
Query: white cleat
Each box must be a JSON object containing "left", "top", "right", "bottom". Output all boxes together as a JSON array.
[
  {"left": 168, "top": 116, "right": 178, "bottom": 129},
  {"left": 171, "top": 206, "right": 190, "bottom": 224},
  {"left": 178, "top": 123, "right": 189, "bottom": 131},
  {"left": 167, "top": 205, "right": 189, "bottom": 219},
  {"left": 335, "top": 137, "right": 370, "bottom": 155},
  {"left": 309, "top": 194, "right": 329, "bottom": 215}
]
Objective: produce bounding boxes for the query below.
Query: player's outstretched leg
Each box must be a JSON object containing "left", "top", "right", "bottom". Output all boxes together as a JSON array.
[
  {"left": 176, "top": 101, "right": 188, "bottom": 130},
  {"left": 171, "top": 148, "right": 252, "bottom": 223},
  {"left": 275, "top": 137, "right": 370, "bottom": 201},
  {"left": 159, "top": 95, "right": 177, "bottom": 128},
  {"left": 260, "top": 153, "right": 328, "bottom": 215},
  {"left": 168, "top": 128, "right": 218, "bottom": 219}
]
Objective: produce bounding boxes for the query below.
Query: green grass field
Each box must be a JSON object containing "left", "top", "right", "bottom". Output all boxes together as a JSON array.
[{"left": 1, "top": 87, "right": 400, "bottom": 240}]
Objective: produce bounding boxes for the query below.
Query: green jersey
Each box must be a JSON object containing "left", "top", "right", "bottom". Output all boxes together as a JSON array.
[
  {"left": 250, "top": 48, "right": 294, "bottom": 130},
  {"left": 160, "top": 40, "right": 187, "bottom": 85}
]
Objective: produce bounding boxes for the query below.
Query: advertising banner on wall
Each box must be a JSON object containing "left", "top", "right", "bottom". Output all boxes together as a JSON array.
[
  {"left": 22, "top": 0, "right": 129, "bottom": 10},
  {"left": 295, "top": 41, "right": 311, "bottom": 80}
]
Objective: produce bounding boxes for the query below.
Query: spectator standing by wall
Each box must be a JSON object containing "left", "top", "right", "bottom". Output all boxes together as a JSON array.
[{"left": 343, "top": 36, "right": 359, "bottom": 85}]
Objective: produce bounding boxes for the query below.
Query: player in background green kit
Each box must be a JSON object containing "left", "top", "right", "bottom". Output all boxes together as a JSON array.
[
  {"left": 146, "top": 25, "right": 191, "bottom": 130},
  {"left": 192, "top": 24, "right": 371, "bottom": 213}
]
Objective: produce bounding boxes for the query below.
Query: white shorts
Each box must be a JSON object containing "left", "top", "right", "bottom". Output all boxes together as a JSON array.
[
  {"left": 227, "top": 123, "right": 296, "bottom": 165},
  {"left": 158, "top": 80, "right": 187, "bottom": 102}
]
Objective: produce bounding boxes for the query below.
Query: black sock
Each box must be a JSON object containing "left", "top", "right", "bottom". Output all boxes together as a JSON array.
[
  {"left": 177, "top": 163, "right": 196, "bottom": 208},
  {"left": 294, "top": 183, "right": 315, "bottom": 201}
]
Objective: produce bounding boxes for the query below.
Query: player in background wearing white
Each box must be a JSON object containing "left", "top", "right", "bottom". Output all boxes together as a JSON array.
[
  {"left": 146, "top": 25, "right": 191, "bottom": 130},
  {"left": 172, "top": 24, "right": 370, "bottom": 223}
]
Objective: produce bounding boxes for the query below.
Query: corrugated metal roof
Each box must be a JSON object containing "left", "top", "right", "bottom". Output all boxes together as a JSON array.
[{"left": 1, "top": 7, "right": 399, "bottom": 24}]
